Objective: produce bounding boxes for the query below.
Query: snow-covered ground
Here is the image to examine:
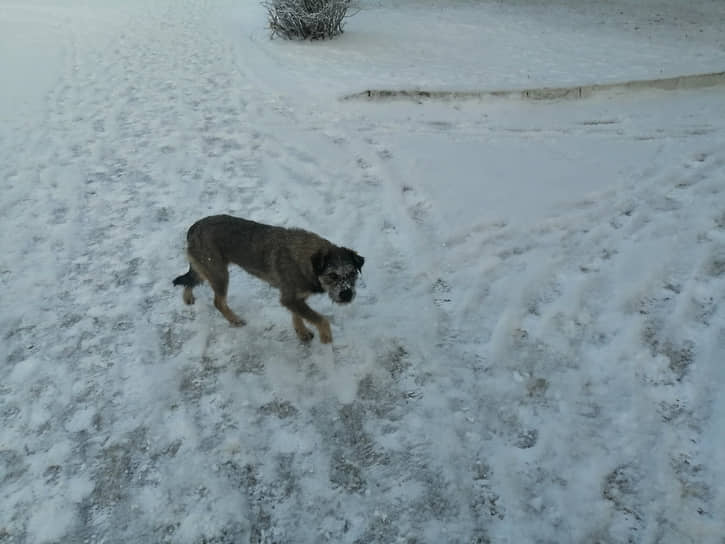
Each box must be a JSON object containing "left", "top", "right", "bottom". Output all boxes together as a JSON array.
[{"left": 1, "top": 1, "right": 724, "bottom": 542}]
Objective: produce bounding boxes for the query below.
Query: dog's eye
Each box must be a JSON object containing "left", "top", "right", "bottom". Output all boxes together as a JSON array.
[{"left": 328, "top": 273, "right": 339, "bottom": 281}]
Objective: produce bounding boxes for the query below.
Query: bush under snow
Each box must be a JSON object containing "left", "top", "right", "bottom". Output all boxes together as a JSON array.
[{"left": 262, "top": 0, "right": 356, "bottom": 40}]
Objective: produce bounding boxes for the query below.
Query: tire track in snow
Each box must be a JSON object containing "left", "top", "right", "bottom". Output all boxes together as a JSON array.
[
  {"left": 61, "top": 5, "right": 275, "bottom": 542},
  {"left": 0, "top": 6, "right": 166, "bottom": 543},
  {"left": 221, "top": 11, "right": 483, "bottom": 536},
  {"left": 1, "top": 3, "right": 273, "bottom": 542},
  {"left": 436, "top": 145, "right": 725, "bottom": 542}
]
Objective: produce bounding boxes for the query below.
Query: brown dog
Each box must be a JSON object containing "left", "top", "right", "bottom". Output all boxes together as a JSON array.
[{"left": 173, "top": 215, "right": 364, "bottom": 343}]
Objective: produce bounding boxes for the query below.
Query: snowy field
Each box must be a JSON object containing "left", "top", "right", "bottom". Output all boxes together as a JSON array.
[{"left": 2, "top": 0, "right": 725, "bottom": 542}]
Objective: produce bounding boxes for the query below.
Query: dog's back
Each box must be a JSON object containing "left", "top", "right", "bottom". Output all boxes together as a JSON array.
[{"left": 186, "top": 215, "right": 330, "bottom": 290}]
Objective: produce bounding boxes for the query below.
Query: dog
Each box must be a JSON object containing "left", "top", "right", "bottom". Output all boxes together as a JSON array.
[{"left": 173, "top": 215, "right": 364, "bottom": 344}]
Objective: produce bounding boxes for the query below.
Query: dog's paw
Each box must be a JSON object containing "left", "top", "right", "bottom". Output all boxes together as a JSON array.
[
  {"left": 229, "top": 317, "right": 246, "bottom": 327},
  {"left": 296, "top": 328, "right": 314, "bottom": 343}
]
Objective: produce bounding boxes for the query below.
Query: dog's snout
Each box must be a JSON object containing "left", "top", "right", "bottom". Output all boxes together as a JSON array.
[{"left": 340, "top": 289, "right": 353, "bottom": 302}]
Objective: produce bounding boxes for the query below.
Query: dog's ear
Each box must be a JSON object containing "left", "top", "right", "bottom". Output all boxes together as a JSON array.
[
  {"left": 347, "top": 249, "right": 365, "bottom": 272},
  {"left": 311, "top": 250, "right": 328, "bottom": 276}
]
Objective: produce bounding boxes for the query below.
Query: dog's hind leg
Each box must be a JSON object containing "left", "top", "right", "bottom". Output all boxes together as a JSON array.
[
  {"left": 213, "top": 294, "right": 245, "bottom": 327},
  {"left": 183, "top": 287, "right": 195, "bottom": 305},
  {"left": 184, "top": 251, "right": 245, "bottom": 327},
  {"left": 173, "top": 267, "right": 203, "bottom": 305},
  {"left": 206, "top": 267, "right": 246, "bottom": 327}
]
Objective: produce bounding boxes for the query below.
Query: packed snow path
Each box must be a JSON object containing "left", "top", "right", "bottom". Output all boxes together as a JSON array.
[{"left": 2, "top": 1, "right": 725, "bottom": 543}]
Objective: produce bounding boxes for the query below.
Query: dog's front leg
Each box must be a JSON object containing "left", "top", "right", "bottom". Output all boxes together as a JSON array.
[
  {"left": 292, "top": 314, "right": 314, "bottom": 343},
  {"left": 280, "top": 294, "right": 332, "bottom": 344}
]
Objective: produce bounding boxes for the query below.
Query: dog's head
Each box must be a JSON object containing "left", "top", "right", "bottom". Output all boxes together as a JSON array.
[{"left": 312, "top": 247, "right": 364, "bottom": 304}]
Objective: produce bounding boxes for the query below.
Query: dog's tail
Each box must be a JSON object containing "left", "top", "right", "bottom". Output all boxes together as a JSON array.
[{"left": 172, "top": 267, "right": 202, "bottom": 287}]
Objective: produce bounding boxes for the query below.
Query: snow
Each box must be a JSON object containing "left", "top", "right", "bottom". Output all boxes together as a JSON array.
[
  {"left": 227, "top": 0, "right": 725, "bottom": 97},
  {"left": 1, "top": 0, "right": 725, "bottom": 542}
]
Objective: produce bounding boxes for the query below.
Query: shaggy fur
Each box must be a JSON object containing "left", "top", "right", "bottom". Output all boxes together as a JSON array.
[{"left": 173, "top": 215, "right": 364, "bottom": 343}]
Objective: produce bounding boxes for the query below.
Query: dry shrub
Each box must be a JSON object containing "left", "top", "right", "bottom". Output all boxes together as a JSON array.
[{"left": 262, "top": 0, "right": 356, "bottom": 40}]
